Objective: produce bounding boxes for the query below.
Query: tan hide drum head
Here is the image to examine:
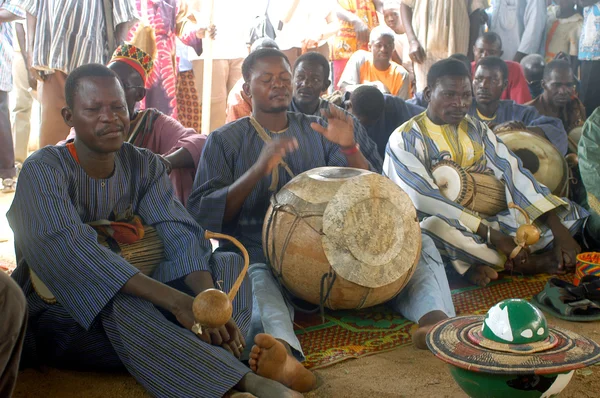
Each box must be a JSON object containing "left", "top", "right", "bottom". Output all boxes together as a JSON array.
[
  {"left": 292, "top": 167, "right": 422, "bottom": 289},
  {"left": 568, "top": 126, "right": 583, "bottom": 154},
  {"left": 497, "top": 131, "right": 567, "bottom": 195}
]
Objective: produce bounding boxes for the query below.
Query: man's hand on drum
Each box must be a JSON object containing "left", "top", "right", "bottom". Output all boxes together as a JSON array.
[
  {"left": 493, "top": 121, "right": 527, "bottom": 133},
  {"left": 545, "top": 211, "right": 581, "bottom": 272},
  {"left": 255, "top": 138, "right": 299, "bottom": 176},
  {"left": 311, "top": 104, "right": 356, "bottom": 148}
]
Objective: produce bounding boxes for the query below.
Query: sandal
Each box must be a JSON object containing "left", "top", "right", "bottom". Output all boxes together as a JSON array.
[{"left": 531, "top": 277, "right": 600, "bottom": 322}]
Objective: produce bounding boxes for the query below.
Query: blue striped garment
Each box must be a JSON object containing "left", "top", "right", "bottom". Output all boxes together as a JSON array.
[
  {"left": 188, "top": 112, "right": 349, "bottom": 264},
  {"left": 9, "top": 143, "right": 252, "bottom": 397},
  {"left": 13, "top": 0, "right": 137, "bottom": 74},
  {"left": 0, "top": 1, "right": 25, "bottom": 92},
  {"left": 468, "top": 100, "right": 569, "bottom": 156},
  {"left": 288, "top": 98, "right": 384, "bottom": 172}
]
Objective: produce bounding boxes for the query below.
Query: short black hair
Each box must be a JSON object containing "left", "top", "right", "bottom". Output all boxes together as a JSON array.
[
  {"left": 449, "top": 53, "right": 472, "bottom": 77},
  {"left": 65, "top": 63, "right": 120, "bottom": 109},
  {"left": 475, "top": 56, "right": 509, "bottom": 80},
  {"left": 427, "top": 58, "right": 471, "bottom": 89},
  {"left": 544, "top": 59, "right": 573, "bottom": 80},
  {"left": 241, "top": 48, "right": 290, "bottom": 82},
  {"left": 476, "top": 32, "right": 503, "bottom": 48},
  {"left": 294, "top": 51, "right": 330, "bottom": 80},
  {"left": 350, "top": 85, "right": 385, "bottom": 123}
]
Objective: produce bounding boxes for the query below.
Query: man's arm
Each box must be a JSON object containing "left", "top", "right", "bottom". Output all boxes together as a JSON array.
[
  {"left": 513, "top": 0, "right": 547, "bottom": 63},
  {"left": 400, "top": 3, "right": 425, "bottom": 64},
  {"left": 0, "top": 8, "right": 22, "bottom": 22},
  {"left": 14, "top": 22, "right": 36, "bottom": 90},
  {"left": 335, "top": 3, "right": 369, "bottom": 45},
  {"left": 520, "top": 106, "right": 568, "bottom": 155},
  {"left": 112, "top": 0, "right": 138, "bottom": 44}
]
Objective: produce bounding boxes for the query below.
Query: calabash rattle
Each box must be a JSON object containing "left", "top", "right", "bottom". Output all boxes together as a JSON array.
[
  {"left": 507, "top": 203, "right": 541, "bottom": 262},
  {"left": 191, "top": 231, "right": 249, "bottom": 334}
]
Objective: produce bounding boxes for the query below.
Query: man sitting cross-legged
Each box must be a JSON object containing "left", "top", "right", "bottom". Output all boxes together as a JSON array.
[
  {"left": 468, "top": 56, "right": 568, "bottom": 156},
  {"left": 60, "top": 26, "right": 206, "bottom": 206},
  {"left": 384, "top": 58, "right": 588, "bottom": 287},
  {"left": 188, "top": 48, "right": 456, "bottom": 393},
  {"left": 8, "top": 64, "right": 301, "bottom": 398},
  {"left": 288, "top": 51, "right": 383, "bottom": 172}
]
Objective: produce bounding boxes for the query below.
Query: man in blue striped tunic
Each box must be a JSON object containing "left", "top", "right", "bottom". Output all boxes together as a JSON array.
[
  {"left": 8, "top": 64, "right": 301, "bottom": 398},
  {"left": 384, "top": 58, "right": 588, "bottom": 288},
  {"left": 288, "top": 51, "right": 384, "bottom": 172},
  {"left": 188, "top": 48, "right": 455, "bottom": 393}
]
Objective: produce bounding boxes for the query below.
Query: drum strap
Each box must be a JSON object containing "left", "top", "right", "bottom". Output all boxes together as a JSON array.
[{"left": 249, "top": 116, "right": 295, "bottom": 191}]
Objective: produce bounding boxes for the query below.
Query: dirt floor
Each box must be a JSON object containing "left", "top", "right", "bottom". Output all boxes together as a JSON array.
[{"left": 4, "top": 191, "right": 600, "bottom": 398}]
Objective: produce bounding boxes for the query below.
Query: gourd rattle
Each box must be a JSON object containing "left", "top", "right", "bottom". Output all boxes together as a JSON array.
[{"left": 508, "top": 203, "right": 541, "bottom": 262}]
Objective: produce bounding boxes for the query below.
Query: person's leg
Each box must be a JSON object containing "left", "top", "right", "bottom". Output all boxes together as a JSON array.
[
  {"left": 246, "top": 263, "right": 316, "bottom": 393},
  {"left": 0, "top": 91, "right": 16, "bottom": 191},
  {"left": 388, "top": 234, "right": 455, "bottom": 349},
  {"left": 12, "top": 53, "right": 34, "bottom": 164},
  {"left": 192, "top": 59, "right": 229, "bottom": 133},
  {"left": 581, "top": 60, "right": 600, "bottom": 117},
  {"left": 281, "top": 48, "right": 300, "bottom": 70},
  {"left": 0, "top": 272, "right": 27, "bottom": 397},
  {"left": 332, "top": 59, "right": 349, "bottom": 90},
  {"left": 227, "top": 58, "right": 244, "bottom": 94},
  {"left": 39, "top": 71, "right": 69, "bottom": 147}
]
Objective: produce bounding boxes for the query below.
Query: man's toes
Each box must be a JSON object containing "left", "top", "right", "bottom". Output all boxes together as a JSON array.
[{"left": 250, "top": 345, "right": 261, "bottom": 355}]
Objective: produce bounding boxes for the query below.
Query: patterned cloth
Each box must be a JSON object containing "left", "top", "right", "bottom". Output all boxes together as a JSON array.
[
  {"left": 384, "top": 112, "right": 588, "bottom": 274},
  {"left": 468, "top": 100, "right": 568, "bottom": 155},
  {"left": 329, "top": 0, "right": 379, "bottom": 62},
  {"left": 579, "top": 3, "right": 600, "bottom": 60},
  {"left": 0, "top": 1, "right": 24, "bottom": 92},
  {"left": 109, "top": 43, "right": 154, "bottom": 83},
  {"left": 527, "top": 95, "right": 586, "bottom": 137},
  {"left": 13, "top": 0, "right": 137, "bottom": 74},
  {"left": 8, "top": 143, "right": 252, "bottom": 397},
  {"left": 545, "top": 6, "right": 583, "bottom": 62},
  {"left": 175, "top": 70, "right": 201, "bottom": 132},
  {"left": 188, "top": 113, "right": 352, "bottom": 264},
  {"left": 288, "top": 98, "right": 384, "bottom": 172},
  {"left": 338, "top": 50, "right": 411, "bottom": 98}
]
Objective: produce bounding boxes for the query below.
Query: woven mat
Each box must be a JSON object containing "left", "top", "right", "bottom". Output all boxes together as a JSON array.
[{"left": 294, "top": 273, "right": 574, "bottom": 370}]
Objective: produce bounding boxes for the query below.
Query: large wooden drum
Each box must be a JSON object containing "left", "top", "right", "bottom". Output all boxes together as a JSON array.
[
  {"left": 262, "top": 167, "right": 421, "bottom": 310},
  {"left": 497, "top": 131, "right": 569, "bottom": 196}
]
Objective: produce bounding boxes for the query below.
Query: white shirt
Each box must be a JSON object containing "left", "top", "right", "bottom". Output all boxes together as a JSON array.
[{"left": 275, "top": 0, "right": 335, "bottom": 50}]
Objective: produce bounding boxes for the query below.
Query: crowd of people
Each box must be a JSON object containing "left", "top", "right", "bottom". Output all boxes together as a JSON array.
[{"left": 2, "top": 0, "right": 600, "bottom": 397}]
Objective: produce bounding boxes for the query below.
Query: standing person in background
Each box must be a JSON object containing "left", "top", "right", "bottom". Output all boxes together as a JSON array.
[
  {"left": 489, "top": 0, "right": 547, "bottom": 63},
  {"left": 401, "top": 0, "right": 489, "bottom": 92},
  {"left": 577, "top": 1, "right": 600, "bottom": 118},
  {"left": 276, "top": 0, "right": 339, "bottom": 68},
  {"left": 191, "top": 0, "right": 252, "bottom": 133},
  {"left": 11, "top": 19, "right": 37, "bottom": 168},
  {"left": 545, "top": 0, "right": 583, "bottom": 71},
  {"left": 134, "top": 0, "right": 212, "bottom": 120},
  {"left": 382, "top": 0, "right": 413, "bottom": 88},
  {"left": 0, "top": 2, "right": 24, "bottom": 193},
  {"left": 330, "top": 0, "right": 380, "bottom": 90},
  {"left": 176, "top": 38, "right": 202, "bottom": 132},
  {"left": 14, "top": 0, "right": 138, "bottom": 148}
]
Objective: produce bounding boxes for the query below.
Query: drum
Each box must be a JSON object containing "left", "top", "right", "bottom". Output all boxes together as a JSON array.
[
  {"left": 568, "top": 126, "right": 583, "bottom": 154},
  {"left": 31, "top": 226, "right": 165, "bottom": 304},
  {"left": 431, "top": 160, "right": 507, "bottom": 216},
  {"left": 497, "top": 130, "right": 569, "bottom": 196},
  {"left": 263, "top": 167, "right": 421, "bottom": 310}
]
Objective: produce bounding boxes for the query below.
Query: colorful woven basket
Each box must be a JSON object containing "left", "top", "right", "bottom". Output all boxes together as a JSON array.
[{"left": 575, "top": 252, "right": 600, "bottom": 286}]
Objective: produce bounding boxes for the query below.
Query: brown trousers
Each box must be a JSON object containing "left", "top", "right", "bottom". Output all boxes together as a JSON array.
[
  {"left": 281, "top": 43, "right": 330, "bottom": 71},
  {"left": 38, "top": 71, "right": 70, "bottom": 147},
  {"left": 0, "top": 271, "right": 27, "bottom": 397}
]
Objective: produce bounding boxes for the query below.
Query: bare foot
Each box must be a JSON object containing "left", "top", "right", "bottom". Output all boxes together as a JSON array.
[
  {"left": 225, "top": 391, "right": 256, "bottom": 398},
  {"left": 236, "top": 373, "right": 302, "bottom": 398},
  {"left": 412, "top": 310, "right": 448, "bottom": 350},
  {"left": 465, "top": 265, "right": 498, "bottom": 287},
  {"left": 248, "top": 334, "right": 316, "bottom": 393}
]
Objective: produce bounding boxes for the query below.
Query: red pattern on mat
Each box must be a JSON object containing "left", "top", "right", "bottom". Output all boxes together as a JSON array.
[{"left": 294, "top": 273, "right": 574, "bottom": 369}]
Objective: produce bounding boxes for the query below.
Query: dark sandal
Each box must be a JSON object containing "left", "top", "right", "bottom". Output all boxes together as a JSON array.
[{"left": 531, "top": 278, "right": 600, "bottom": 322}]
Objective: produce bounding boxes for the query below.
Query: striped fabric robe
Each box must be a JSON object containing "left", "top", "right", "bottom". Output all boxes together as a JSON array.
[
  {"left": 8, "top": 143, "right": 251, "bottom": 397},
  {"left": 384, "top": 112, "right": 588, "bottom": 275}
]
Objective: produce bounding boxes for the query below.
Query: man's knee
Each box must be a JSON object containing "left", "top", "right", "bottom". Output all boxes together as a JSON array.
[{"left": 0, "top": 274, "right": 27, "bottom": 332}]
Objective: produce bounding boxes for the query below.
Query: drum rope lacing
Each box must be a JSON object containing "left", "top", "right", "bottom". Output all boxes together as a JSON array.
[{"left": 264, "top": 195, "right": 372, "bottom": 322}]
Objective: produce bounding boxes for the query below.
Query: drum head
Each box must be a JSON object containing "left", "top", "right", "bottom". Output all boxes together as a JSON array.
[
  {"left": 431, "top": 161, "right": 466, "bottom": 202},
  {"left": 321, "top": 170, "right": 421, "bottom": 288},
  {"left": 497, "top": 131, "right": 567, "bottom": 194},
  {"left": 568, "top": 126, "right": 583, "bottom": 153}
]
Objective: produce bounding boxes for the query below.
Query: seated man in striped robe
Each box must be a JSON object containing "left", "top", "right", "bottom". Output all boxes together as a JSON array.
[
  {"left": 188, "top": 48, "right": 456, "bottom": 394},
  {"left": 384, "top": 58, "right": 588, "bottom": 287},
  {"left": 468, "top": 56, "right": 569, "bottom": 156},
  {"left": 61, "top": 25, "right": 206, "bottom": 206},
  {"left": 8, "top": 64, "right": 301, "bottom": 398}
]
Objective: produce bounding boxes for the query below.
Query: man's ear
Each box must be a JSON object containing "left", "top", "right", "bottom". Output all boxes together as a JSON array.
[
  {"left": 242, "top": 81, "right": 251, "bottom": 98},
  {"left": 137, "top": 87, "right": 147, "bottom": 102},
  {"left": 62, "top": 106, "right": 74, "bottom": 127},
  {"left": 502, "top": 79, "right": 508, "bottom": 92},
  {"left": 322, "top": 79, "right": 331, "bottom": 93},
  {"left": 541, "top": 79, "right": 548, "bottom": 91},
  {"left": 423, "top": 86, "right": 432, "bottom": 103}
]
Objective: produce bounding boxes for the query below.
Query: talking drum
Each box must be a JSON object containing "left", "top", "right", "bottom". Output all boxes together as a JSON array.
[
  {"left": 262, "top": 167, "right": 421, "bottom": 310},
  {"left": 497, "top": 131, "right": 569, "bottom": 196},
  {"left": 432, "top": 160, "right": 507, "bottom": 216}
]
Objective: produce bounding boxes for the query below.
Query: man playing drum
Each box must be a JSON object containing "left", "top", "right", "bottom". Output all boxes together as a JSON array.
[
  {"left": 188, "top": 48, "right": 455, "bottom": 394},
  {"left": 385, "top": 58, "right": 588, "bottom": 287},
  {"left": 468, "top": 56, "right": 569, "bottom": 156},
  {"left": 8, "top": 64, "right": 300, "bottom": 398}
]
